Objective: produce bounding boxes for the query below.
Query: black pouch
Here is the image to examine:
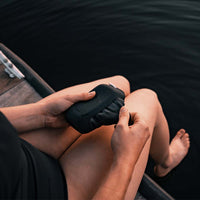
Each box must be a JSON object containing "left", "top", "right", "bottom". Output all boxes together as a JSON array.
[{"left": 64, "top": 84, "right": 125, "bottom": 133}]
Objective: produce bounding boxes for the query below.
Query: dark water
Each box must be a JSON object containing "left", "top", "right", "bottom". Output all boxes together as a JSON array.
[{"left": 1, "top": 0, "right": 200, "bottom": 199}]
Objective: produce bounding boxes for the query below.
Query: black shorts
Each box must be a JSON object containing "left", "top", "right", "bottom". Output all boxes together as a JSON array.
[{"left": 0, "top": 112, "right": 68, "bottom": 199}]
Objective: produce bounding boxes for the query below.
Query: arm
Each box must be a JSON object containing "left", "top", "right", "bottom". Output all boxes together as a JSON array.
[
  {"left": 1, "top": 75, "right": 129, "bottom": 133},
  {"left": 0, "top": 91, "right": 95, "bottom": 133},
  {"left": 0, "top": 103, "right": 44, "bottom": 133},
  {"left": 92, "top": 107, "right": 150, "bottom": 200},
  {"left": 92, "top": 159, "right": 134, "bottom": 200}
]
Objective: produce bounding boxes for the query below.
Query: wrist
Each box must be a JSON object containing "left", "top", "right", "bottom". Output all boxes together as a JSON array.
[
  {"left": 112, "top": 153, "right": 138, "bottom": 173},
  {"left": 30, "top": 103, "right": 46, "bottom": 128},
  {"left": 112, "top": 155, "right": 135, "bottom": 175},
  {"left": 95, "top": 156, "right": 135, "bottom": 199},
  {"left": 16, "top": 103, "right": 46, "bottom": 131}
]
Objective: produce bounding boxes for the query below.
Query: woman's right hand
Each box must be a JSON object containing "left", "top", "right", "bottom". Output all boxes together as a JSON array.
[{"left": 111, "top": 107, "right": 150, "bottom": 167}]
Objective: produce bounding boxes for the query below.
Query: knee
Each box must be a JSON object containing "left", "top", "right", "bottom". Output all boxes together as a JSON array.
[
  {"left": 138, "top": 88, "right": 159, "bottom": 105},
  {"left": 112, "top": 75, "right": 131, "bottom": 96},
  {"left": 139, "top": 88, "right": 158, "bottom": 98}
]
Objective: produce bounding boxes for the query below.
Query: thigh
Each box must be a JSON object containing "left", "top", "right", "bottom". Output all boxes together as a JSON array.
[
  {"left": 59, "top": 125, "right": 114, "bottom": 200},
  {"left": 59, "top": 89, "right": 158, "bottom": 200}
]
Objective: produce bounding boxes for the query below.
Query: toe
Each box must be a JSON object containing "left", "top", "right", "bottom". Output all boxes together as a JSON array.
[
  {"left": 176, "top": 129, "right": 186, "bottom": 138},
  {"left": 180, "top": 129, "right": 186, "bottom": 134},
  {"left": 182, "top": 133, "right": 189, "bottom": 140},
  {"left": 181, "top": 133, "right": 190, "bottom": 149},
  {"left": 184, "top": 133, "right": 189, "bottom": 138}
]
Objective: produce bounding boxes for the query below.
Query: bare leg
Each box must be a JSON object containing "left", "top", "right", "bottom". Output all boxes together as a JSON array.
[
  {"left": 154, "top": 129, "right": 190, "bottom": 177},
  {"left": 124, "top": 89, "right": 190, "bottom": 199},
  {"left": 59, "top": 88, "right": 190, "bottom": 200},
  {"left": 20, "top": 75, "right": 130, "bottom": 158}
]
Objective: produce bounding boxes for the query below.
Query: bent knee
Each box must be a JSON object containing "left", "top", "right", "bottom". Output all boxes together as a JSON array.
[
  {"left": 137, "top": 88, "right": 158, "bottom": 101},
  {"left": 126, "top": 88, "right": 160, "bottom": 116},
  {"left": 136, "top": 88, "right": 161, "bottom": 116},
  {"left": 111, "top": 75, "right": 131, "bottom": 96}
]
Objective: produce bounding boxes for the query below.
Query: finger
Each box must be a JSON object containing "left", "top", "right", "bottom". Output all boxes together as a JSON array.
[
  {"left": 67, "top": 91, "right": 96, "bottom": 103},
  {"left": 117, "top": 106, "right": 130, "bottom": 126}
]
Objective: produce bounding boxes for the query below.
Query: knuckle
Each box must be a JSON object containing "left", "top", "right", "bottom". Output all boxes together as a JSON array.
[
  {"left": 139, "top": 121, "right": 150, "bottom": 134},
  {"left": 80, "top": 92, "right": 88, "bottom": 100},
  {"left": 64, "top": 94, "right": 70, "bottom": 100},
  {"left": 63, "top": 94, "right": 73, "bottom": 103},
  {"left": 116, "top": 123, "right": 125, "bottom": 131}
]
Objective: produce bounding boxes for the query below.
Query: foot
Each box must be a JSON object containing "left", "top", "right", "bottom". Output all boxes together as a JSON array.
[{"left": 154, "top": 129, "right": 190, "bottom": 177}]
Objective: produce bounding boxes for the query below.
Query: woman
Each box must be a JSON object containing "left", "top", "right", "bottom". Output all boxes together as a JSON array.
[{"left": 0, "top": 75, "right": 190, "bottom": 199}]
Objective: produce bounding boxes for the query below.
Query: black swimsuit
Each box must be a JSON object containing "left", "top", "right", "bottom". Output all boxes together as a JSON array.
[{"left": 0, "top": 112, "right": 68, "bottom": 199}]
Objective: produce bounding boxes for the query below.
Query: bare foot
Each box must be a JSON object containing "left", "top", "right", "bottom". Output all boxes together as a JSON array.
[{"left": 154, "top": 129, "right": 190, "bottom": 177}]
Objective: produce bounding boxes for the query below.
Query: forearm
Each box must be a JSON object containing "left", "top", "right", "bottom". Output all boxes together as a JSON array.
[
  {"left": 92, "top": 159, "right": 135, "bottom": 200},
  {"left": 0, "top": 103, "right": 44, "bottom": 133}
]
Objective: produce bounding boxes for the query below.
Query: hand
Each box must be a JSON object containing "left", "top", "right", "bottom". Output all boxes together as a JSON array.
[
  {"left": 38, "top": 91, "right": 96, "bottom": 128},
  {"left": 111, "top": 107, "right": 150, "bottom": 167}
]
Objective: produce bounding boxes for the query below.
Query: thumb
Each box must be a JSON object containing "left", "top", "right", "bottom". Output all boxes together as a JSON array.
[
  {"left": 117, "top": 106, "right": 130, "bottom": 126},
  {"left": 66, "top": 91, "right": 96, "bottom": 103}
]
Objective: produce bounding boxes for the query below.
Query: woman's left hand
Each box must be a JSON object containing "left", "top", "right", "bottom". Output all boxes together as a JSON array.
[{"left": 38, "top": 91, "right": 96, "bottom": 128}]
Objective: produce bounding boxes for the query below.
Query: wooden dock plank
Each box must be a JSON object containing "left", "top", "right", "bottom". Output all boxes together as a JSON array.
[
  {"left": 0, "top": 80, "right": 42, "bottom": 107},
  {"left": 0, "top": 63, "right": 23, "bottom": 95}
]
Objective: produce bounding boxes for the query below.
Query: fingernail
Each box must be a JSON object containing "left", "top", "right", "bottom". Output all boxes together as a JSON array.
[
  {"left": 88, "top": 91, "right": 95, "bottom": 96},
  {"left": 121, "top": 106, "right": 127, "bottom": 112}
]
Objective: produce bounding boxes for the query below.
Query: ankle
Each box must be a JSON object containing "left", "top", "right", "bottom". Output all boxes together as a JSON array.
[{"left": 157, "top": 152, "right": 172, "bottom": 169}]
